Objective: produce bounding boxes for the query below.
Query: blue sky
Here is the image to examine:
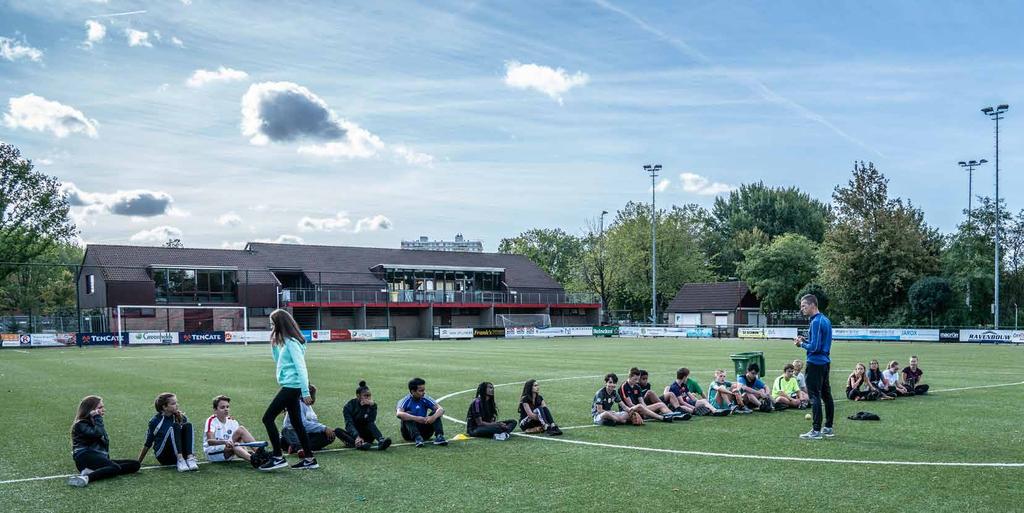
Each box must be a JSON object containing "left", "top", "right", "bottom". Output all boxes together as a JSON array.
[{"left": 1, "top": 0, "right": 1021, "bottom": 251}]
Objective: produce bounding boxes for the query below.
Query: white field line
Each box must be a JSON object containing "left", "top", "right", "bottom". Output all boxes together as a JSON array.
[{"left": 436, "top": 375, "right": 1024, "bottom": 468}]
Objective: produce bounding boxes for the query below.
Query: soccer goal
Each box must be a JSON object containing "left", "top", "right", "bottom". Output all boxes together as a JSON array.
[
  {"left": 115, "top": 305, "right": 248, "bottom": 347},
  {"left": 497, "top": 313, "right": 551, "bottom": 329}
]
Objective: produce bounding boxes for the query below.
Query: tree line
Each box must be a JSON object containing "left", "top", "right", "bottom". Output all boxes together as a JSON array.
[{"left": 500, "top": 162, "right": 1024, "bottom": 327}]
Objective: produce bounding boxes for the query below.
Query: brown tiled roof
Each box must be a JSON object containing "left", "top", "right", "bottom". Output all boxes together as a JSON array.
[
  {"left": 81, "top": 243, "right": 562, "bottom": 291},
  {"left": 82, "top": 245, "right": 278, "bottom": 284},
  {"left": 666, "top": 281, "right": 760, "bottom": 312},
  {"left": 246, "top": 243, "right": 561, "bottom": 291}
]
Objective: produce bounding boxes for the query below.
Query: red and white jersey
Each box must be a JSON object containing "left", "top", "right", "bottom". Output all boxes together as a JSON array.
[{"left": 203, "top": 415, "right": 240, "bottom": 450}]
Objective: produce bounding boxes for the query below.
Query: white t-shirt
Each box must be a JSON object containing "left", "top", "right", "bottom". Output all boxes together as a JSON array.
[
  {"left": 203, "top": 415, "right": 240, "bottom": 450},
  {"left": 796, "top": 372, "right": 807, "bottom": 390},
  {"left": 882, "top": 369, "right": 900, "bottom": 387}
]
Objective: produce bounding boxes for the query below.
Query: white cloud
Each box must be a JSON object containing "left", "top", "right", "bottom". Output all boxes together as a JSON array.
[
  {"left": 0, "top": 36, "right": 43, "bottom": 62},
  {"left": 83, "top": 21, "right": 106, "bottom": 48},
  {"left": 61, "top": 182, "right": 176, "bottom": 217},
  {"left": 503, "top": 60, "right": 589, "bottom": 104},
  {"left": 392, "top": 145, "right": 435, "bottom": 167},
  {"left": 181, "top": 0, "right": 193, "bottom": 5},
  {"left": 130, "top": 225, "right": 182, "bottom": 244},
  {"left": 258, "top": 234, "right": 303, "bottom": 244},
  {"left": 297, "top": 121, "right": 384, "bottom": 158},
  {"left": 354, "top": 214, "right": 393, "bottom": 232},
  {"left": 187, "top": 66, "right": 249, "bottom": 88},
  {"left": 125, "top": 29, "right": 151, "bottom": 47},
  {"left": 3, "top": 94, "right": 99, "bottom": 138},
  {"left": 678, "top": 172, "right": 734, "bottom": 196},
  {"left": 221, "top": 241, "right": 246, "bottom": 250},
  {"left": 217, "top": 212, "right": 243, "bottom": 227},
  {"left": 652, "top": 179, "right": 670, "bottom": 193},
  {"left": 171, "top": 36, "right": 184, "bottom": 48},
  {"left": 297, "top": 212, "right": 392, "bottom": 233}
]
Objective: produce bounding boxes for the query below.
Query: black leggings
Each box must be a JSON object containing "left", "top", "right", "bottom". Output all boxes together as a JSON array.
[
  {"left": 263, "top": 387, "right": 312, "bottom": 457},
  {"left": 351, "top": 420, "right": 385, "bottom": 443},
  {"left": 400, "top": 418, "right": 445, "bottom": 441},
  {"left": 74, "top": 451, "right": 140, "bottom": 482},
  {"left": 519, "top": 407, "right": 556, "bottom": 430},
  {"left": 912, "top": 384, "right": 929, "bottom": 395},
  {"left": 155, "top": 422, "right": 194, "bottom": 465},
  {"left": 805, "top": 362, "right": 835, "bottom": 431},
  {"left": 846, "top": 388, "right": 876, "bottom": 401},
  {"left": 468, "top": 420, "right": 517, "bottom": 438}
]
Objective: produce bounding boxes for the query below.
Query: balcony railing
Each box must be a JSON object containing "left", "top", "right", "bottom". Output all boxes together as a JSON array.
[{"left": 278, "top": 288, "right": 599, "bottom": 306}]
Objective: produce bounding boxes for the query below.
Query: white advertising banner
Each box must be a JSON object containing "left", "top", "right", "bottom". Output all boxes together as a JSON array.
[
  {"left": 308, "top": 330, "right": 332, "bottom": 342},
  {"left": 128, "top": 332, "right": 178, "bottom": 345},
  {"left": 898, "top": 329, "right": 940, "bottom": 342},
  {"left": 225, "top": 331, "right": 272, "bottom": 343},
  {"left": 764, "top": 327, "right": 799, "bottom": 339},
  {"left": 439, "top": 328, "right": 474, "bottom": 339},
  {"left": 832, "top": 328, "right": 902, "bottom": 341},
  {"left": 29, "top": 333, "right": 76, "bottom": 347},
  {"left": 737, "top": 328, "right": 765, "bottom": 339},
  {"left": 349, "top": 329, "right": 390, "bottom": 341},
  {"left": 959, "top": 329, "right": 1024, "bottom": 343},
  {"left": 619, "top": 327, "right": 697, "bottom": 338},
  {"left": 565, "top": 326, "right": 594, "bottom": 337}
]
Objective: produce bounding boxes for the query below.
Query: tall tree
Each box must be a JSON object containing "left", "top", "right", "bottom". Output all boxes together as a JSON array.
[
  {"left": 0, "top": 242, "right": 83, "bottom": 327},
  {"left": 603, "top": 202, "right": 714, "bottom": 320},
  {"left": 737, "top": 233, "right": 818, "bottom": 314},
  {"left": 942, "top": 197, "right": 1015, "bottom": 326},
  {"left": 0, "top": 142, "right": 77, "bottom": 280},
  {"left": 907, "top": 276, "right": 952, "bottom": 324},
  {"left": 498, "top": 228, "right": 584, "bottom": 290},
  {"left": 708, "top": 182, "right": 831, "bottom": 277},
  {"left": 819, "top": 162, "right": 941, "bottom": 324}
]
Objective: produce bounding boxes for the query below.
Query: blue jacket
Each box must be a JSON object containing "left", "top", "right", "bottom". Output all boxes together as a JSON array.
[
  {"left": 144, "top": 412, "right": 191, "bottom": 454},
  {"left": 801, "top": 312, "right": 832, "bottom": 365},
  {"left": 272, "top": 337, "right": 310, "bottom": 397}
]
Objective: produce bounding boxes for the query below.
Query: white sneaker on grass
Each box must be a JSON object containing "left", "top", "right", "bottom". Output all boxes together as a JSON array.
[
  {"left": 821, "top": 427, "right": 835, "bottom": 438},
  {"left": 186, "top": 455, "right": 199, "bottom": 471},
  {"left": 67, "top": 474, "right": 89, "bottom": 487},
  {"left": 176, "top": 459, "right": 189, "bottom": 472},
  {"left": 799, "top": 429, "right": 823, "bottom": 440},
  {"left": 493, "top": 432, "right": 509, "bottom": 441}
]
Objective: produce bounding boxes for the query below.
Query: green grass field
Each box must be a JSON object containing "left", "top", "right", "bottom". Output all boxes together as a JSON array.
[{"left": 1, "top": 337, "right": 1022, "bottom": 512}]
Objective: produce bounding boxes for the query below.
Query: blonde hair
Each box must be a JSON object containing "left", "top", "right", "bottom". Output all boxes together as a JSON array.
[{"left": 269, "top": 309, "right": 305, "bottom": 346}]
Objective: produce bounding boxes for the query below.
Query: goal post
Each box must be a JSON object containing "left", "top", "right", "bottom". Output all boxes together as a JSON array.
[
  {"left": 115, "top": 305, "right": 248, "bottom": 347},
  {"left": 497, "top": 313, "right": 551, "bottom": 329}
]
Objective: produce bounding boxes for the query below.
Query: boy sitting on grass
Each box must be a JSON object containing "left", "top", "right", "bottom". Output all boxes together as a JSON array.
[{"left": 708, "top": 369, "right": 751, "bottom": 414}]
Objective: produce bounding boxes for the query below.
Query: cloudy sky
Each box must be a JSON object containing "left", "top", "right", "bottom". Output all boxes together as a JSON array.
[{"left": 1, "top": 1, "right": 1022, "bottom": 251}]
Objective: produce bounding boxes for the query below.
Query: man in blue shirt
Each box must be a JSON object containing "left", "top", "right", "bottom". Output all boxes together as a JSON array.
[
  {"left": 396, "top": 377, "right": 448, "bottom": 447},
  {"left": 793, "top": 294, "right": 834, "bottom": 440}
]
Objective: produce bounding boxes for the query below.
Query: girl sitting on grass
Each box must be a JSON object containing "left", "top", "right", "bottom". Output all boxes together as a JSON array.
[
  {"left": 341, "top": 380, "right": 392, "bottom": 451},
  {"left": 137, "top": 393, "right": 198, "bottom": 472},
  {"left": 466, "top": 382, "right": 517, "bottom": 440},
  {"left": 68, "top": 395, "right": 141, "bottom": 487},
  {"left": 518, "top": 379, "right": 562, "bottom": 435}
]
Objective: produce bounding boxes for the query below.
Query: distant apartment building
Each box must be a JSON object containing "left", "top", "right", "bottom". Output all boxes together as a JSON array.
[{"left": 401, "top": 234, "right": 483, "bottom": 253}]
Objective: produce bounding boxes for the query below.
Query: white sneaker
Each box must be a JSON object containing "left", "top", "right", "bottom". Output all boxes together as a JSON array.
[
  {"left": 799, "top": 429, "right": 823, "bottom": 440},
  {"left": 176, "top": 459, "right": 189, "bottom": 472},
  {"left": 493, "top": 432, "right": 509, "bottom": 441},
  {"left": 67, "top": 474, "right": 89, "bottom": 487},
  {"left": 186, "top": 456, "right": 199, "bottom": 471},
  {"left": 821, "top": 427, "right": 835, "bottom": 438}
]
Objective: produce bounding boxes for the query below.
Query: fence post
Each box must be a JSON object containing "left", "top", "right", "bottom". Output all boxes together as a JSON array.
[{"left": 75, "top": 264, "right": 82, "bottom": 335}]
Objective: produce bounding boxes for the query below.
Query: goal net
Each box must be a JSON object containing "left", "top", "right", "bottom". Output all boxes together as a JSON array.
[
  {"left": 115, "top": 305, "right": 248, "bottom": 346},
  {"left": 498, "top": 313, "right": 551, "bottom": 329}
]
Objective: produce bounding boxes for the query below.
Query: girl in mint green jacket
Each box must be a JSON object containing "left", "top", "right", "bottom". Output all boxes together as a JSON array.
[{"left": 258, "top": 309, "right": 318, "bottom": 471}]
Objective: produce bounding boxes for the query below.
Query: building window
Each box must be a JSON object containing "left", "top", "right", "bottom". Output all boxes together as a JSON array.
[
  {"left": 86, "top": 275, "right": 95, "bottom": 295},
  {"left": 152, "top": 268, "right": 238, "bottom": 304}
]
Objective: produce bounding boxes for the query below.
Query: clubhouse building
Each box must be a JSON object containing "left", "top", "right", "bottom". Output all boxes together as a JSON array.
[{"left": 78, "top": 243, "right": 600, "bottom": 339}]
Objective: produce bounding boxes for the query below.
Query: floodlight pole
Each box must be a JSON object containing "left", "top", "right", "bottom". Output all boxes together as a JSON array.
[
  {"left": 958, "top": 159, "right": 987, "bottom": 310},
  {"left": 644, "top": 164, "right": 662, "bottom": 325},
  {"left": 982, "top": 104, "right": 1009, "bottom": 328},
  {"left": 599, "top": 210, "right": 608, "bottom": 324}
]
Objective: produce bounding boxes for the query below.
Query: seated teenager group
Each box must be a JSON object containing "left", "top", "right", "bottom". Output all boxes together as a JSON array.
[{"left": 67, "top": 355, "right": 930, "bottom": 486}]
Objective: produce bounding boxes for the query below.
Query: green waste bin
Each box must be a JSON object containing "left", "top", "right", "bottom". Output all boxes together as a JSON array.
[{"left": 730, "top": 351, "right": 766, "bottom": 380}]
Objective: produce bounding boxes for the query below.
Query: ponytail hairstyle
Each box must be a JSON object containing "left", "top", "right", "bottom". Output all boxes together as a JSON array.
[
  {"left": 270, "top": 308, "right": 305, "bottom": 346},
  {"left": 474, "top": 381, "right": 497, "bottom": 421},
  {"left": 356, "top": 380, "right": 370, "bottom": 397},
  {"left": 71, "top": 395, "right": 102, "bottom": 435},
  {"left": 154, "top": 392, "right": 183, "bottom": 422}
]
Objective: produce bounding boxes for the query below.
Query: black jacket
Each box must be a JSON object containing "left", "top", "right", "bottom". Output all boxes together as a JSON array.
[
  {"left": 72, "top": 415, "right": 109, "bottom": 456},
  {"left": 343, "top": 399, "right": 378, "bottom": 437}
]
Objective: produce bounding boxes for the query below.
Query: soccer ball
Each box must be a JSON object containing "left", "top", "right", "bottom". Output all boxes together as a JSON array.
[{"left": 804, "top": 413, "right": 812, "bottom": 420}]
